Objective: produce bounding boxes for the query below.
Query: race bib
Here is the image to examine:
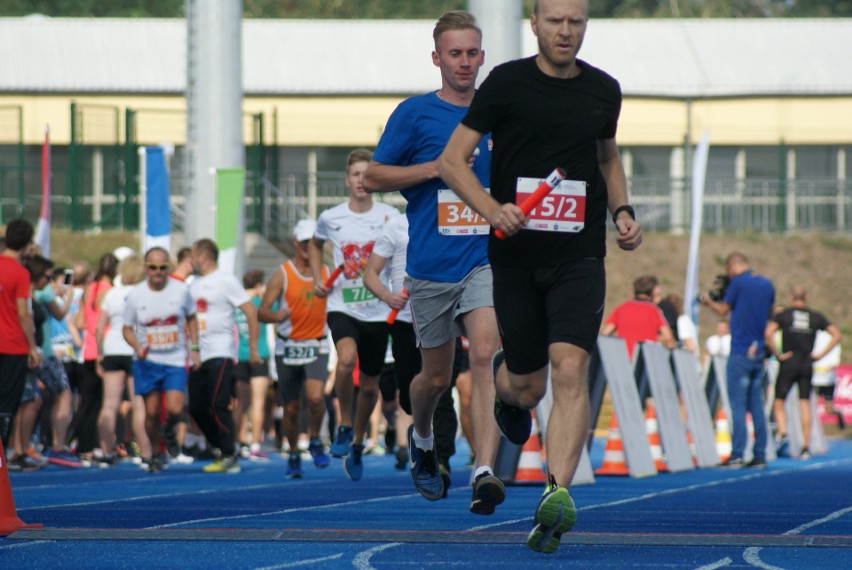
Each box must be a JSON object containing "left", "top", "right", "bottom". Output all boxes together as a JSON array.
[
  {"left": 147, "top": 324, "right": 179, "bottom": 352},
  {"left": 53, "top": 341, "right": 76, "bottom": 362},
  {"left": 282, "top": 338, "right": 329, "bottom": 366},
  {"left": 437, "top": 189, "right": 490, "bottom": 236},
  {"left": 516, "top": 177, "right": 587, "bottom": 233},
  {"left": 341, "top": 281, "right": 377, "bottom": 306}
]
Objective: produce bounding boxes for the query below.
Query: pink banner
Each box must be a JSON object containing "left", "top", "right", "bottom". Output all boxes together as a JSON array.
[{"left": 818, "top": 363, "right": 852, "bottom": 425}]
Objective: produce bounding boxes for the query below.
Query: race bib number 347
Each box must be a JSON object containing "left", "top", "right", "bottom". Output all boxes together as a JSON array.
[
  {"left": 437, "top": 189, "right": 490, "bottom": 235},
  {"left": 516, "top": 177, "right": 587, "bottom": 233}
]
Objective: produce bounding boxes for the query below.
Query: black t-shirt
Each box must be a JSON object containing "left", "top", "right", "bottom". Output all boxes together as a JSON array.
[
  {"left": 773, "top": 307, "right": 830, "bottom": 356},
  {"left": 657, "top": 299, "right": 680, "bottom": 341},
  {"left": 461, "top": 56, "right": 622, "bottom": 267}
]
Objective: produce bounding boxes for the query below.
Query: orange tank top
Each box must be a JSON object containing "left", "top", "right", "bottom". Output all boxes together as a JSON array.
[{"left": 279, "top": 261, "right": 328, "bottom": 340}]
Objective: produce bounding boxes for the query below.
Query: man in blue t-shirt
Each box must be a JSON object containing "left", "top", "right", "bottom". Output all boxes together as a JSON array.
[
  {"left": 363, "top": 10, "right": 504, "bottom": 514},
  {"left": 702, "top": 252, "right": 775, "bottom": 468}
]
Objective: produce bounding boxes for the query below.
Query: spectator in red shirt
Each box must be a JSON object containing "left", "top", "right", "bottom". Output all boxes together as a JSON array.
[
  {"left": 0, "top": 219, "right": 41, "bottom": 449},
  {"left": 600, "top": 275, "right": 676, "bottom": 358}
]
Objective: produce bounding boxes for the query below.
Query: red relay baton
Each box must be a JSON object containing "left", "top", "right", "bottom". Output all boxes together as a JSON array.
[
  {"left": 386, "top": 288, "right": 408, "bottom": 324},
  {"left": 324, "top": 264, "right": 345, "bottom": 289},
  {"left": 495, "top": 167, "right": 566, "bottom": 239}
]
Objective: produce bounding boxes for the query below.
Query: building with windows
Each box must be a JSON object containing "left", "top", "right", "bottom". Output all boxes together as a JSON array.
[{"left": 0, "top": 16, "right": 850, "bottom": 233}]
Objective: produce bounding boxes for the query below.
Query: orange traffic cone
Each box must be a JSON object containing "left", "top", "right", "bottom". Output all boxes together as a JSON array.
[
  {"left": 715, "top": 408, "right": 732, "bottom": 462},
  {"left": 0, "top": 438, "right": 43, "bottom": 535},
  {"left": 595, "top": 415, "right": 630, "bottom": 476},
  {"left": 686, "top": 430, "right": 699, "bottom": 466},
  {"left": 645, "top": 404, "right": 668, "bottom": 472},
  {"left": 514, "top": 412, "right": 547, "bottom": 483}
]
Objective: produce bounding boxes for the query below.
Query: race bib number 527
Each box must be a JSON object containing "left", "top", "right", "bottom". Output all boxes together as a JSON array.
[{"left": 516, "top": 177, "right": 587, "bottom": 233}]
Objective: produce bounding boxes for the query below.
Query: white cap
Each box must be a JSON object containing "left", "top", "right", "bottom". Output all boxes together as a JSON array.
[
  {"left": 113, "top": 246, "right": 135, "bottom": 261},
  {"left": 294, "top": 219, "right": 317, "bottom": 242}
]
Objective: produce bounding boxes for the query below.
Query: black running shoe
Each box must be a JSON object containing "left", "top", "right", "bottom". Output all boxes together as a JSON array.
[
  {"left": 492, "top": 350, "right": 531, "bottom": 445},
  {"left": 469, "top": 471, "right": 506, "bottom": 515},
  {"left": 407, "top": 426, "right": 443, "bottom": 501}
]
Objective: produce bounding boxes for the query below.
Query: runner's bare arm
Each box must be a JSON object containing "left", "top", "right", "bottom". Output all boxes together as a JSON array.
[
  {"left": 239, "top": 300, "right": 263, "bottom": 365},
  {"left": 363, "top": 253, "right": 407, "bottom": 311},
  {"left": 439, "top": 123, "right": 525, "bottom": 235},
  {"left": 258, "top": 269, "right": 288, "bottom": 323},
  {"left": 599, "top": 138, "right": 642, "bottom": 251},
  {"left": 363, "top": 160, "right": 439, "bottom": 194},
  {"left": 308, "top": 237, "right": 330, "bottom": 298}
]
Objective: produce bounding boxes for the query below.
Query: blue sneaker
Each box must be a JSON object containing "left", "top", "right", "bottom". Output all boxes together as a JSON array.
[
  {"left": 407, "top": 425, "right": 443, "bottom": 501},
  {"left": 286, "top": 453, "right": 303, "bottom": 479},
  {"left": 330, "top": 425, "right": 354, "bottom": 457},
  {"left": 469, "top": 471, "right": 506, "bottom": 515},
  {"left": 527, "top": 475, "right": 576, "bottom": 553},
  {"left": 492, "top": 350, "right": 532, "bottom": 445},
  {"left": 309, "top": 438, "right": 330, "bottom": 468},
  {"left": 343, "top": 444, "right": 364, "bottom": 481}
]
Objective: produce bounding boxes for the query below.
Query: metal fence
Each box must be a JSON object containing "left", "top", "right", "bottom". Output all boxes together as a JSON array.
[{"left": 259, "top": 172, "right": 852, "bottom": 239}]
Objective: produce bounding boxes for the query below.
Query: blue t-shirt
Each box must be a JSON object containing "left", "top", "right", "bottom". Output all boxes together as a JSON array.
[
  {"left": 372, "top": 91, "right": 491, "bottom": 282},
  {"left": 725, "top": 270, "right": 775, "bottom": 356},
  {"left": 236, "top": 296, "right": 270, "bottom": 362}
]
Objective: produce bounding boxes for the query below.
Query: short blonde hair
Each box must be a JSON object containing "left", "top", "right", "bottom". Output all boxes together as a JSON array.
[
  {"left": 119, "top": 254, "right": 146, "bottom": 286},
  {"left": 433, "top": 10, "right": 481, "bottom": 49}
]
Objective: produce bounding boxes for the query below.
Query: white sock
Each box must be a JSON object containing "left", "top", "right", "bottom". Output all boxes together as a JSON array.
[
  {"left": 474, "top": 466, "right": 493, "bottom": 479},
  {"left": 412, "top": 429, "right": 434, "bottom": 451}
]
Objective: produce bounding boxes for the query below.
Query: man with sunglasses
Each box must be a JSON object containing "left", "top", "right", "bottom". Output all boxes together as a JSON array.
[
  {"left": 187, "top": 238, "right": 262, "bottom": 474},
  {"left": 123, "top": 246, "right": 199, "bottom": 472}
]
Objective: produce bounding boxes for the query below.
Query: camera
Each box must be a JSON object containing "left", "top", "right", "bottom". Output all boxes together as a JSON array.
[{"left": 707, "top": 274, "right": 730, "bottom": 302}]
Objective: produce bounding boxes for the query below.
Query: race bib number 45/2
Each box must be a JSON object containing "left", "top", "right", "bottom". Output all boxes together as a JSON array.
[
  {"left": 516, "top": 177, "right": 587, "bottom": 233},
  {"left": 437, "top": 188, "right": 490, "bottom": 235}
]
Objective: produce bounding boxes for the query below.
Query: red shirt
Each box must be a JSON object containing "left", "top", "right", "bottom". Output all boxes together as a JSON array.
[
  {"left": 604, "top": 299, "right": 668, "bottom": 358},
  {"left": 0, "top": 255, "right": 32, "bottom": 355}
]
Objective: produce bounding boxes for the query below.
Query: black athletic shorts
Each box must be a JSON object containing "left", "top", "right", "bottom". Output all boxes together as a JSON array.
[
  {"left": 492, "top": 258, "right": 606, "bottom": 375},
  {"left": 234, "top": 360, "right": 270, "bottom": 382},
  {"left": 101, "top": 355, "right": 133, "bottom": 375},
  {"left": 775, "top": 356, "right": 814, "bottom": 400},
  {"left": 327, "top": 311, "right": 389, "bottom": 377}
]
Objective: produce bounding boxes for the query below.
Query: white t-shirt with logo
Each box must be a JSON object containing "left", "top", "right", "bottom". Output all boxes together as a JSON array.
[
  {"left": 100, "top": 284, "right": 135, "bottom": 356},
  {"left": 124, "top": 279, "right": 195, "bottom": 367},
  {"left": 372, "top": 214, "right": 410, "bottom": 323},
  {"left": 315, "top": 201, "right": 399, "bottom": 322},
  {"left": 189, "top": 269, "right": 250, "bottom": 361}
]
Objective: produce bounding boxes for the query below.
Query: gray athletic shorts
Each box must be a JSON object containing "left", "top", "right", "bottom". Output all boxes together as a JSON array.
[{"left": 404, "top": 264, "right": 493, "bottom": 349}]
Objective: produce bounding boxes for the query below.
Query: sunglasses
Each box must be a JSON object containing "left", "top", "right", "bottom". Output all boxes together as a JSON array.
[{"left": 146, "top": 264, "right": 169, "bottom": 272}]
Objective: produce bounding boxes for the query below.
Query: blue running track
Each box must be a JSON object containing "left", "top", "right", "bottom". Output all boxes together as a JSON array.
[{"left": 2, "top": 438, "right": 850, "bottom": 569}]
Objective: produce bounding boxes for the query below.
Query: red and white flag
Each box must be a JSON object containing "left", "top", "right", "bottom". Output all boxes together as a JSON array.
[{"left": 34, "top": 125, "right": 52, "bottom": 257}]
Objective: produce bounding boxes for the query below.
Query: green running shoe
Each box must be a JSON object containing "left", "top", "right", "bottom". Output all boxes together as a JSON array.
[{"left": 527, "top": 475, "right": 576, "bottom": 553}]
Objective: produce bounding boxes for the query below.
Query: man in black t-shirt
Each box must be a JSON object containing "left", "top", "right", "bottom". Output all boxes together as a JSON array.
[
  {"left": 437, "top": 0, "right": 642, "bottom": 554},
  {"left": 765, "top": 286, "right": 841, "bottom": 459}
]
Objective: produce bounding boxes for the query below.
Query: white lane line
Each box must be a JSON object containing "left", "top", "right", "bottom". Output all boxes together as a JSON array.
[
  {"left": 353, "top": 544, "right": 402, "bottom": 570},
  {"left": 694, "top": 557, "right": 733, "bottom": 570},
  {"left": 18, "top": 482, "right": 309, "bottom": 511},
  {"left": 744, "top": 504, "right": 852, "bottom": 569},
  {"left": 147, "top": 492, "right": 423, "bottom": 529}
]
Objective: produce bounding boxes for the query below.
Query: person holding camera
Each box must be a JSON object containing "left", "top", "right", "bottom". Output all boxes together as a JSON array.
[{"left": 701, "top": 252, "right": 775, "bottom": 468}]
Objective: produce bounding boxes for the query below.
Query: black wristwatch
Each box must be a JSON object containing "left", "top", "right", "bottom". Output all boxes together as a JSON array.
[{"left": 612, "top": 205, "right": 635, "bottom": 224}]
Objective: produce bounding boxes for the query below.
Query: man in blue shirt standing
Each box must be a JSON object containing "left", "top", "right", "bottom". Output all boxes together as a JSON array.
[{"left": 702, "top": 252, "right": 775, "bottom": 468}]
